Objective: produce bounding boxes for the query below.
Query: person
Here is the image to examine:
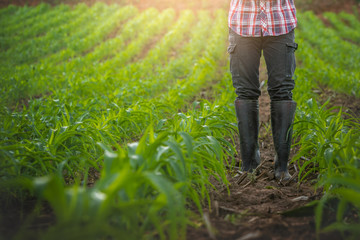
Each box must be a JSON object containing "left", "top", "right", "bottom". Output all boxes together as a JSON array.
[{"left": 228, "top": 0, "right": 298, "bottom": 180}]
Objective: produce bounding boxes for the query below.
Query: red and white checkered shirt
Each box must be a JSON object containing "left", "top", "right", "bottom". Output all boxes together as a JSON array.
[{"left": 228, "top": 0, "right": 297, "bottom": 37}]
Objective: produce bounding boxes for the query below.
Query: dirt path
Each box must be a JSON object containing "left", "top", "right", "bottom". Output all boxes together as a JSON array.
[{"left": 186, "top": 58, "right": 345, "bottom": 240}]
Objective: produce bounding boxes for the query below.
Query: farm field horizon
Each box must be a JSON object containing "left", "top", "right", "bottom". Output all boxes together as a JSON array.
[{"left": 0, "top": 1, "right": 360, "bottom": 239}]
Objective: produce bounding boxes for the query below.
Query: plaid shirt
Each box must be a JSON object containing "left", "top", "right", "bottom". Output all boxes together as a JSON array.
[{"left": 228, "top": 0, "right": 297, "bottom": 37}]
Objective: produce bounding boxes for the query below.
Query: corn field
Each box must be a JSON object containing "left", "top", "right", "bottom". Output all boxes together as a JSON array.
[{"left": 0, "top": 3, "right": 359, "bottom": 240}]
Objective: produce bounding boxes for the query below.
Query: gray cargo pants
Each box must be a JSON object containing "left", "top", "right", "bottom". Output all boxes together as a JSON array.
[{"left": 227, "top": 28, "right": 298, "bottom": 101}]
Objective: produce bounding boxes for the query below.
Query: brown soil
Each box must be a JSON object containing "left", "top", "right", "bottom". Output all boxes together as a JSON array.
[
  {"left": 297, "top": 0, "right": 360, "bottom": 14},
  {"left": 186, "top": 173, "right": 324, "bottom": 240},
  {"left": 315, "top": 86, "right": 360, "bottom": 121}
]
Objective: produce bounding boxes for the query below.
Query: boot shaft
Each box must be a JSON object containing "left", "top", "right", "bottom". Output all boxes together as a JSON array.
[
  {"left": 234, "top": 99, "right": 260, "bottom": 171},
  {"left": 270, "top": 100, "right": 297, "bottom": 173}
]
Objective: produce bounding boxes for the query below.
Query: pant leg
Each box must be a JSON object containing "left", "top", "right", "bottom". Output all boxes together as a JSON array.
[
  {"left": 262, "top": 30, "right": 297, "bottom": 101},
  {"left": 228, "top": 28, "right": 262, "bottom": 100}
]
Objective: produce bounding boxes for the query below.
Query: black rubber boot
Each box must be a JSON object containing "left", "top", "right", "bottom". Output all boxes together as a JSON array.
[
  {"left": 234, "top": 99, "right": 260, "bottom": 172},
  {"left": 270, "top": 100, "right": 297, "bottom": 180}
]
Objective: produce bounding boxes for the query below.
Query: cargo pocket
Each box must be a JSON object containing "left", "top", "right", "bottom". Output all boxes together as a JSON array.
[
  {"left": 285, "top": 42, "right": 298, "bottom": 79},
  {"left": 228, "top": 29, "right": 241, "bottom": 77},
  {"left": 227, "top": 44, "right": 236, "bottom": 54},
  {"left": 228, "top": 43, "right": 238, "bottom": 76},
  {"left": 227, "top": 30, "right": 237, "bottom": 54}
]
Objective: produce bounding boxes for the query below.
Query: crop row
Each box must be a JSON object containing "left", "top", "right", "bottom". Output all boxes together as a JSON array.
[
  {"left": 1, "top": 3, "right": 135, "bottom": 66},
  {"left": 291, "top": 12, "right": 360, "bottom": 236},
  {"left": 0, "top": 5, "right": 75, "bottom": 51},
  {"left": 323, "top": 12, "right": 360, "bottom": 43},
  {"left": 0, "top": 3, "right": 49, "bottom": 28},
  {"left": 297, "top": 11, "right": 360, "bottom": 97},
  {"left": 1, "top": 4, "right": 139, "bottom": 106}
]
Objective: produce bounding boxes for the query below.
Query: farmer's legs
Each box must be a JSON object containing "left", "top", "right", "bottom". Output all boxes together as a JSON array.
[
  {"left": 228, "top": 28, "right": 262, "bottom": 100},
  {"left": 263, "top": 30, "right": 298, "bottom": 180},
  {"left": 228, "top": 29, "right": 261, "bottom": 171},
  {"left": 262, "top": 30, "right": 297, "bottom": 101}
]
